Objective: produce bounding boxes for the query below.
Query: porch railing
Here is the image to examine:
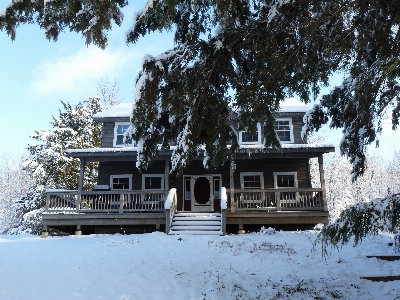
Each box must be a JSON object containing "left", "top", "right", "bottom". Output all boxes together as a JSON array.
[
  {"left": 46, "top": 190, "right": 167, "bottom": 213},
  {"left": 226, "top": 188, "right": 325, "bottom": 211}
]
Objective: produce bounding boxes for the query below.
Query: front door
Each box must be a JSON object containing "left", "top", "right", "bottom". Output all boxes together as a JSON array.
[{"left": 191, "top": 176, "right": 213, "bottom": 211}]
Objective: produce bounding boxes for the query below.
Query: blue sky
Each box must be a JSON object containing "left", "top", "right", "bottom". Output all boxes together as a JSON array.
[
  {"left": 0, "top": 1, "right": 398, "bottom": 160},
  {"left": 0, "top": 0, "right": 173, "bottom": 157}
]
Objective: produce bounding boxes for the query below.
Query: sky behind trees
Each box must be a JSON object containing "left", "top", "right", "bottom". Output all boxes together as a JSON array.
[
  {"left": 0, "top": 0, "right": 173, "bottom": 156},
  {"left": 0, "top": 0, "right": 398, "bottom": 160}
]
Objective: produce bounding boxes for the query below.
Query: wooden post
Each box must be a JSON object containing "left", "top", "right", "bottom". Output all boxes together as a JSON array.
[
  {"left": 318, "top": 154, "right": 328, "bottom": 211},
  {"left": 221, "top": 209, "right": 226, "bottom": 235},
  {"left": 165, "top": 209, "right": 171, "bottom": 234},
  {"left": 76, "top": 158, "right": 85, "bottom": 212},
  {"left": 165, "top": 157, "right": 170, "bottom": 191},
  {"left": 276, "top": 192, "right": 281, "bottom": 211},
  {"left": 45, "top": 193, "right": 50, "bottom": 212},
  {"left": 119, "top": 193, "right": 125, "bottom": 214},
  {"left": 230, "top": 156, "right": 235, "bottom": 212},
  {"left": 41, "top": 225, "right": 49, "bottom": 238},
  {"left": 75, "top": 225, "right": 82, "bottom": 236}
]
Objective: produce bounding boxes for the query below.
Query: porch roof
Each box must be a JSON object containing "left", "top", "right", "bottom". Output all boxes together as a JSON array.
[{"left": 66, "top": 143, "right": 335, "bottom": 160}]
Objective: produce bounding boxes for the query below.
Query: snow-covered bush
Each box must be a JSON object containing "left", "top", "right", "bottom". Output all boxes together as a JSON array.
[
  {"left": 316, "top": 193, "right": 400, "bottom": 254},
  {"left": 0, "top": 154, "right": 33, "bottom": 233}
]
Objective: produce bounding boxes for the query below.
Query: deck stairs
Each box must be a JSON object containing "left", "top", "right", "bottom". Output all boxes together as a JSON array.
[{"left": 168, "top": 212, "right": 223, "bottom": 235}]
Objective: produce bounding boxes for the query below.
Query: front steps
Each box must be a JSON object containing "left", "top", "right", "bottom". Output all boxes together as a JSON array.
[{"left": 168, "top": 212, "right": 223, "bottom": 235}]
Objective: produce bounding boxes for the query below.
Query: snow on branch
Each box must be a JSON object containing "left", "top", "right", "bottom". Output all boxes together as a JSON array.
[{"left": 316, "top": 193, "right": 400, "bottom": 255}]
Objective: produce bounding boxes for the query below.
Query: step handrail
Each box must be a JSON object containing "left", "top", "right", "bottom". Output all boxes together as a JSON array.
[
  {"left": 165, "top": 188, "right": 177, "bottom": 233},
  {"left": 220, "top": 187, "right": 227, "bottom": 234}
]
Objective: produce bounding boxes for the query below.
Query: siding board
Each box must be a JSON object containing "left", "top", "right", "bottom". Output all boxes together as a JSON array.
[{"left": 101, "top": 122, "right": 115, "bottom": 148}]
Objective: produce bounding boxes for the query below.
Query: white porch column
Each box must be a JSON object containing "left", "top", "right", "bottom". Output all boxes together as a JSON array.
[
  {"left": 318, "top": 154, "right": 328, "bottom": 211},
  {"left": 164, "top": 157, "right": 170, "bottom": 191},
  {"left": 76, "top": 158, "right": 85, "bottom": 213},
  {"left": 230, "top": 156, "right": 235, "bottom": 212}
]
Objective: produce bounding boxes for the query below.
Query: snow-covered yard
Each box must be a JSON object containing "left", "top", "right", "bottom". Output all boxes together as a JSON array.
[{"left": 0, "top": 230, "right": 399, "bottom": 299}]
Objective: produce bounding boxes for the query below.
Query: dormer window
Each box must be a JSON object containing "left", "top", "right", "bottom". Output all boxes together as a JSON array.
[
  {"left": 274, "top": 118, "right": 293, "bottom": 143},
  {"left": 239, "top": 123, "right": 262, "bottom": 144},
  {"left": 113, "top": 122, "right": 134, "bottom": 147}
]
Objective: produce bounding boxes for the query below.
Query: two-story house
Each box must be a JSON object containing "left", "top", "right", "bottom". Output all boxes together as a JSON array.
[{"left": 42, "top": 98, "right": 334, "bottom": 236}]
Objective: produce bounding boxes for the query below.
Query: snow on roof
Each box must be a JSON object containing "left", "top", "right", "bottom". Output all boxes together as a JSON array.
[
  {"left": 66, "top": 143, "right": 334, "bottom": 157},
  {"left": 94, "top": 98, "right": 308, "bottom": 120},
  {"left": 66, "top": 147, "right": 140, "bottom": 154},
  {"left": 279, "top": 98, "right": 310, "bottom": 113},
  {"left": 238, "top": 143, "right": 335, "bottom": 150},
  {"left": 94, "top": 103, "right": 133, "bottom": 119},
  {"left": 66, "top": 146, "right": 178, "bottom": 155}
]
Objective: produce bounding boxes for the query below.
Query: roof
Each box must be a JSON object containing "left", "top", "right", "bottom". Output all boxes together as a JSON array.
[
  {"left": 66, "top": 143, "right": 335, "bottom": 160},
  {"left": 279, "top": 98, "right": 309, "bottom": 113},
  {"left": 94, "top": 98, "right": 310, "bottom": 122},
  {"left": 93, "top": 103, "right": 132, "bottom": 121}
]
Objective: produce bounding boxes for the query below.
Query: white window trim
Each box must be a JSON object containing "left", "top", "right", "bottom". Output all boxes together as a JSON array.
[
  {"left": 142, "top": 174, "right": 165, "bottom": 191},
  {"left": 240, "top": 172, "right": 264, "bottom": 189},
  {"left": 238, "top": 123, "right": 262, "bottom": 145},
  {"left": 113, "top": 122, "right": 134, "bottom": 147},
  {"left": 110, "top": 174, "right": 132, "bottom": 190},
  {"left": 273, "top": 172, "right": 298, "bottom": 188},
  {"left": 274, "top": 118, "right": 294, "bottom": 144}
]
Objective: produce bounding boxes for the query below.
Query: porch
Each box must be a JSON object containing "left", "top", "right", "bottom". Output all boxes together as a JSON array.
[{"left": 42, "top": 187, "right": 328, "bottom": 235}]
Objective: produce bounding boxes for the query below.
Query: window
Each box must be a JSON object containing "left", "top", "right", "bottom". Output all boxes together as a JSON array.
[
  {"left": 113, "top": 122, "right": 134, "bottom": 147},
  {"left": 273, "top": 172, "right": 297, "bottom": 188},
  {"left": 240, "top": 172, "right": 264, "bottom": 189},
  {"left": 184, "top": 177, "right": 191, "bottom": 200},
  {"left": 142, "top": 174, "right": 165, "bottom": 190},
  {"left": 274, "top": 118, "right": 293, "bottom": 143},
  {"left": 110, "top": 174, "right": 132, "bottom": 190},
  {"left": 238, "top": 123, "right": 262, "bottom": 144},
  {"left": 214, "top": 177, "right": 220, "bottom": 198}
]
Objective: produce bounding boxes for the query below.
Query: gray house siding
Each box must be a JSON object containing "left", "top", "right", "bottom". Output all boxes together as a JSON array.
[
  {"left": 98, "top": 160, "right": 167, "bottom": 190},
  {"left": 101, "top": 122, "right": 115, "bottom": 148}
]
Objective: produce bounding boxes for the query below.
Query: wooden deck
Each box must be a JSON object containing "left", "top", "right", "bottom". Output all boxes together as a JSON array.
[
  {"left": 43, "top": 188, "right": 328, "bottom": 235},
  {"left": 42, "top": 212, "right": 165, "bottom": 228}
]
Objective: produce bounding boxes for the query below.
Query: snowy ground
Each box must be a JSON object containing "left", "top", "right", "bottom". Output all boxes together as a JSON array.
[{"left": 0, "top": 230, "right": 399, "bottom": 300}]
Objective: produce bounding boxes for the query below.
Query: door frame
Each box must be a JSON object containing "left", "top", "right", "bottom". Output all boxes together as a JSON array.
[
  {"left": 183, "top": 174, "right": 222, "bottom": 212},
  {"left": 191, "top": 175, "right": 213, "bottom": 212}
]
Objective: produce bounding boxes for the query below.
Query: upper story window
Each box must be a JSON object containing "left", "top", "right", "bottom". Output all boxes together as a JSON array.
[
  {"left": 274, "top": 118, "right": 293, "bottom": 143},
  {"left": 238, "top": 123, "right": 262, "bottom": 144},
  {"left": 110, "top": 174, "right": 132, "bottom": 190},
  {"left": 113, "top": 122, "right": 134, "bottom": 147},
  {"left": 142, "top": 174, "right": 165, "bottom": 191},
  {"left": 240, "top": 172, "right": 264, "bottom": 189}
]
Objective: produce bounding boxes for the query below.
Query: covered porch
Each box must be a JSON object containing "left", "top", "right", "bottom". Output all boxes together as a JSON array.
[{"left": 42, "top": 146, "right": 332, "bottom": 235}]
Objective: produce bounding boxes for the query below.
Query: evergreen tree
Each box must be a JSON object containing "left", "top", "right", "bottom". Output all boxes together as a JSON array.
[
  {"left": 0, "top": 154, "right": 33, "bottom": 233},
  {"left": 316, "top": 193, "right": 400, "bottom": 254},
  {"left": 2, "top": 1, "right": 400, "bottom": 177},
  {"left": 5, "top": 95, "right": 114, "bottom": 234}
]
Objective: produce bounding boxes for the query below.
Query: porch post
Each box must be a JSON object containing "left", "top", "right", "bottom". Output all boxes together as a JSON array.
[
  {"left": 318, "top": 154, "right": 328, "bottom": 211},
  {"left": 76, "top": 158, "right": 85, "bottom": 212},
  {"left": 230, "top": 156, "right": 235, "bottom": 212},
  {"left": 164, "top": 157, "right": 170, "bottom": 191}
]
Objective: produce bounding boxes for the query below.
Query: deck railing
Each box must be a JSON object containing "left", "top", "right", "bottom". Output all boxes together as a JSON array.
[
  {"left": 226, "top": 188, "right": 325, "bottom": 211},
  {"left": 46, "top": 190, "right": 167, "bottom": 213}
]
